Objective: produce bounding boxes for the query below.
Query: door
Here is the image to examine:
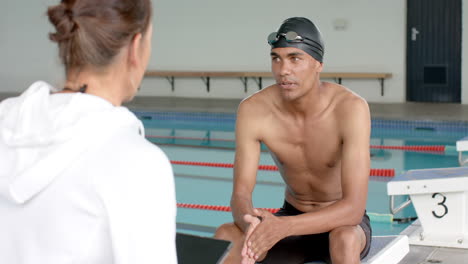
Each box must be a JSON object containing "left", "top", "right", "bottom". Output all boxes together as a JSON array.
[{"left": 406, "top": 0, "right": 461, "bottom": 103}]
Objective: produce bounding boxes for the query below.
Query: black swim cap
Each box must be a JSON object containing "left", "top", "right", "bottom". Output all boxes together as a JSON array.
[{"left": 268, "top": 17, "right": 325, "bottom": 62}]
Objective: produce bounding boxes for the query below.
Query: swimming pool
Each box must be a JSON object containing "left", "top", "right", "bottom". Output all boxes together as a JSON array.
[{"left": 134, "top": 111, "right": 468, "bottom": 238}]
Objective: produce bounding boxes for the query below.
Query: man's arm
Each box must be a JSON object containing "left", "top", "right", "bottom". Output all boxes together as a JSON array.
[{"left": 231, "top": 99, "right": 263, "bottom": 232}]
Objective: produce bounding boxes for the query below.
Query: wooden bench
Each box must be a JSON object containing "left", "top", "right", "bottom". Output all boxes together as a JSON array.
[{"left": 145, "top": 71, "right": 392, "bottom": 96}]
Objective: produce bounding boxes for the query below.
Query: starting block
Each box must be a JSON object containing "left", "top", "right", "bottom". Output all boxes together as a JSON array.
[
  {"left": 306, "top": 235, "right": 409, "bottom": 264},
  {"left": 457, "top": 136, "right": 468, "bottom": 165},
  {"left": 388, "top": 167, "right": 468, "bottom": 248}
]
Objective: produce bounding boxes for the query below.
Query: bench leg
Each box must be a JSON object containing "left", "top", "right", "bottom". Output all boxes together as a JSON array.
[{"left": 379, "top": 78, "right": 384, "bottom": 96}]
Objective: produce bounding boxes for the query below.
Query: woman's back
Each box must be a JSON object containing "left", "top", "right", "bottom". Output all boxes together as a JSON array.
[
  {"left": 0, "top": 0, "right": 177, "bottom": 263},
  {"left": 0, "top": 81, "right": 176, "bottom": 264}
]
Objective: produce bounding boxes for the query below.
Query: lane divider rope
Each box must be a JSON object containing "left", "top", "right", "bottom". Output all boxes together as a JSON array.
[
  {"left": 170, "top": 160, "right": 395, "bottom": 177},
  {"left": 176, "top": 203, "right": 395, "bottom": 223},
  {"left": 177, "top": 203, "right": 279, "bottom": 213},
  {"left": 148, "top": 135, "right": 447, "bottom": 153},
  {"left": 147, "top": 135, "right": 234, "bottom": 142},
  {"left": 370, "top": 145, "right": 444, "bottom": 152}
]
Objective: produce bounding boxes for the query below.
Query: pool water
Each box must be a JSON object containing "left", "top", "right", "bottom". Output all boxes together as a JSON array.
[{"left": 135, "top": 111, "right": 468, "bottom": 237}]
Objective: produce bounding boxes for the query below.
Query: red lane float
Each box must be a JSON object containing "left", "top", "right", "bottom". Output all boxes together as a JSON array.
[
  {"left": 170, "top": 160, "right": 395, "bottom": 177},
  {"left": 370, "top": 145, "right": 445, "bottom": 152},
  {"left": 177, "top": 203, "right": 280, "bottom": 214}
]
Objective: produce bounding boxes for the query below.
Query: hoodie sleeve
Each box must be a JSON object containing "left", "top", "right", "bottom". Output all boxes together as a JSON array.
[{"left": 95, "top": 144, "right": 177, "bottom": 264}]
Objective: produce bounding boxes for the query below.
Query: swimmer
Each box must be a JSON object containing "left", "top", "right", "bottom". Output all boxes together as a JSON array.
[{"left": 215, "top": 17, "right": 372, "bottom": 264}]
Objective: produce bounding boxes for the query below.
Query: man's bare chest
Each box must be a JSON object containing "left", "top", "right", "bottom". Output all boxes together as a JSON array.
[{"left": 264, "top": 125, "right": 342, "bottom": 171}]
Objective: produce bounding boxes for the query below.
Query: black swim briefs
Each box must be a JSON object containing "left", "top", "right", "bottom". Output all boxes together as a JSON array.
[{"left": 257, "top": 200, "right": 372, "bottom": 264}]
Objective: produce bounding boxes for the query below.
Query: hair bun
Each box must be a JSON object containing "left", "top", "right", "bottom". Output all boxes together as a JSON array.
[
  {"left": 47, "top": 3, "right": 78, "bottom": 42},
  {"left": 47, "top": 0, "right": 152, "bottom": 69}
]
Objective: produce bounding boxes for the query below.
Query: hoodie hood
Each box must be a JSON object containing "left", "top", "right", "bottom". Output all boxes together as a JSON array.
[{"left": 0, "top": 81, "right": 143, "bottom": 204}]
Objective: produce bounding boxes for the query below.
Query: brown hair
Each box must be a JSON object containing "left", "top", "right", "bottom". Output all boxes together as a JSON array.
[{"left": 47, "top": 0, "right": 152, "bottom": 72}]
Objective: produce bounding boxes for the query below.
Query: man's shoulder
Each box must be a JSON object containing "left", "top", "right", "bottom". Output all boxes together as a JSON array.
[
  {"left": 328, "top": 83, "right": 368, "bottom": 114},
  {"left": 330, "top": 86, "right": 370, "bottom": 130},
  {"left": 341, "top": 91, "right": 368, "bottom": 110},
  {"left": 238, "top": 85, "right": 277, "bottom": 112}
]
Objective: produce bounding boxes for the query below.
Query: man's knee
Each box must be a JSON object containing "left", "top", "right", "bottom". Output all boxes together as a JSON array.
[
  {"left": 214, "top": 223, "right": 242, "bottom": 241},
  {"left": 329, "top": 226, "right": 362, "bottom": 249},
  {"left": 329, "top": 226, "right": 364, "bottom": 263}
]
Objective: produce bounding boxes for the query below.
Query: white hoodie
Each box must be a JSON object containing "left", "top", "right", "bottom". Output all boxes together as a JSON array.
[{"left": 0, "top": 81, "right": 177, "bottom": 264}]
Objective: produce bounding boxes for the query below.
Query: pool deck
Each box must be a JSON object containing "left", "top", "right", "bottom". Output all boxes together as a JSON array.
[
  {"left": 2, "top": 92, "right": 468, "bottom": 122},
  {"left": 2, "top": 92, "right": 468, "bottom": 263},
  {"left": 125, "top": 96, "right": 468, "bottom": 122}
]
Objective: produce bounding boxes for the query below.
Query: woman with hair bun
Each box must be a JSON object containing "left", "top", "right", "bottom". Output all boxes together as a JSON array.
[{"left": 0, "top": 0, "right": 177, "bottom": 263}]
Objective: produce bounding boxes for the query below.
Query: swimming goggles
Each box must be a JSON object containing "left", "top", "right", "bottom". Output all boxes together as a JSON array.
[{"left": 267, "top": 31, "right": 323, "bottom": 52}]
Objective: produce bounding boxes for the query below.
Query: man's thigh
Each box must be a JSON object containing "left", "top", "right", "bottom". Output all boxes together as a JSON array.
[
  {"left": 259, "top": 224, "right": 370, "bottom": 264},
  {"left": 258, "top": 232, "right": 330, "bottom": 264}
]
